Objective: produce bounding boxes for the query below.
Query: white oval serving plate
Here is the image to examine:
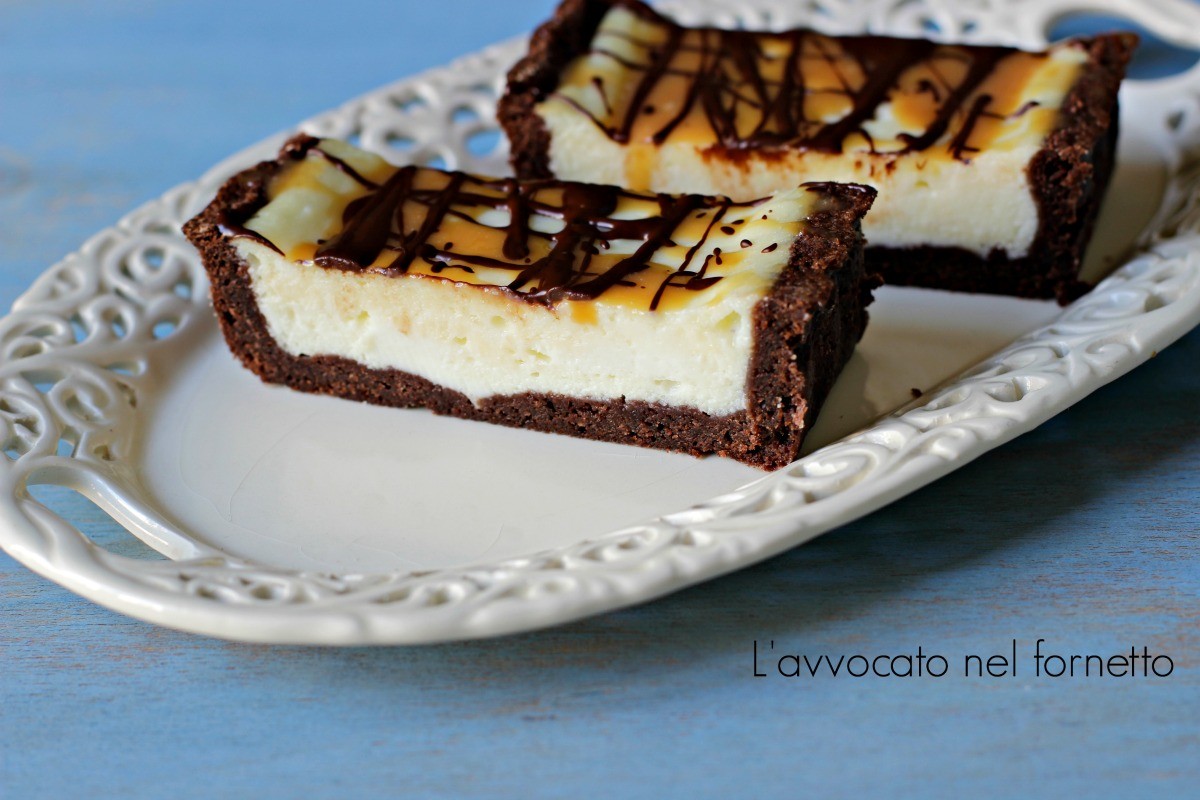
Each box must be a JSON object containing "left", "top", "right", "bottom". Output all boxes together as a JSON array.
[{"left": 2, "top": 0, "right": 1199, "bottom": 644}]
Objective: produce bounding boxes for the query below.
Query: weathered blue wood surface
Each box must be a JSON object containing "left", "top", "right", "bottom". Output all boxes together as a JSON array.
[{"left": 2, "top": 2, "right": 1197, "bottom": 797}]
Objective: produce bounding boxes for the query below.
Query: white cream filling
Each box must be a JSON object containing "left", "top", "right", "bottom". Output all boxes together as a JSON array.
[
  {"left": 538, "top": 113, "right": 1041, "bottom": 257},
  {"left": 239, "top": 239, "right": 762, "bottom": 416},
  {"left": 238, "top": 138, "right": 834, "bottom": 417},
  {"left": 536, "top": 6, "right": 1090, "bottom": 259}
]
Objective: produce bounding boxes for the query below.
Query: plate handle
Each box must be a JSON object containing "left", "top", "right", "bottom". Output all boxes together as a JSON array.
[{"left": 1040, "top": 0, "right": 1200, "bottom": 52}]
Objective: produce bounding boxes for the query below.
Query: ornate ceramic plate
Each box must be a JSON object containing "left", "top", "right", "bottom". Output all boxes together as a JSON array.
[{"left": 2, "top": 0, "right": 1199, "bottom": 644}]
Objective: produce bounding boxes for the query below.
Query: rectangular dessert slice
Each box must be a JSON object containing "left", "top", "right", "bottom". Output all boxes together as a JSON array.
[
  {"left": 183, "top": 136, "right": 876, "bottom": 469},
  {"left": 499, "top": 0, "right": 1136, "bottom": 301}
]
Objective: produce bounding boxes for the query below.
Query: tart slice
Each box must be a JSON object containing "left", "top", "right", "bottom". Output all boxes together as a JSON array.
[
  {"left": 183, "top": 136, "right": 876, "bottom": 469},
  {"left": 499, "top": 0, "right": 1136, "bottom": 301}
]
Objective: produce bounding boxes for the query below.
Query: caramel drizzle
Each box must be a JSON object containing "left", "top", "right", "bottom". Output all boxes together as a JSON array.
[
  {"left": 307, "top": 145, "right": 762, "bottom": 308},
  {"left": 570, "top": 0, "right": 1028, "bottom": 159}
]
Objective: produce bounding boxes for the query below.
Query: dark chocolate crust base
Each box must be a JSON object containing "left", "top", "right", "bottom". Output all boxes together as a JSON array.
[
  {"left": 498, "top": 1, "right": 1136, "bottom": 303},
  {"left": 500, "top": 0, "right": 611, "bottom": 181},
  {"left": 182, "top": 138, "right": 875, "bottom": 471}
]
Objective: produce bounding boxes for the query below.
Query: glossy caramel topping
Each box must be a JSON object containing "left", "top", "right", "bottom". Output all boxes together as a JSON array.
[
  {"left": 548, "top": 0, "right": 1088, "bottom": 160},
  {"left": 240, "top": 139, "right": 861, "bottom": 312}
]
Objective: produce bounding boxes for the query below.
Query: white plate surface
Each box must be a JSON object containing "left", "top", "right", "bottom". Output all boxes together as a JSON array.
[{"left": 2, "top": 0, "right": 1200, "bottom": 643}]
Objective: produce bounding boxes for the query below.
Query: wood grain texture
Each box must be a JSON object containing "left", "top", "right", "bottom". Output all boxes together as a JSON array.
[{"left": 1, "top": 2, "right": 1197, "bottom": 797}]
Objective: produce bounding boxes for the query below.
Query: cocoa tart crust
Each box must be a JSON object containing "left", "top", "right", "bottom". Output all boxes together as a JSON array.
[
  {"left": 497, "top": 0, "right": 1137, "bottom": 303},
  {"left": 182, "top": 136, "right": 877, "bottom": 470}
]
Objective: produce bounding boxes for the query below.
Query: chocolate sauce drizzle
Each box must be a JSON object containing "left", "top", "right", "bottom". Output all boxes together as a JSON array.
[
  {"left": 301, "top": 144, "right": 770, "bottom": 309},
  {"left": 564, "top": 0, "right": 1036, "bottom": 160}
]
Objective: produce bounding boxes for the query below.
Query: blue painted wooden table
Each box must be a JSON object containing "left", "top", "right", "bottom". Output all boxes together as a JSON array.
[{"left": 2, "top": 2, "right": 1198, "bottom": 796}]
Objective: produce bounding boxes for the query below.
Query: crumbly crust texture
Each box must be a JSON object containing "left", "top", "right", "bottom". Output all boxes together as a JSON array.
[
  {"left": 182, "top": 138, "right": 876, "bottom": 470},
  {"left": 497, "top": 0, "right": 1136, "bottom": 302}
]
